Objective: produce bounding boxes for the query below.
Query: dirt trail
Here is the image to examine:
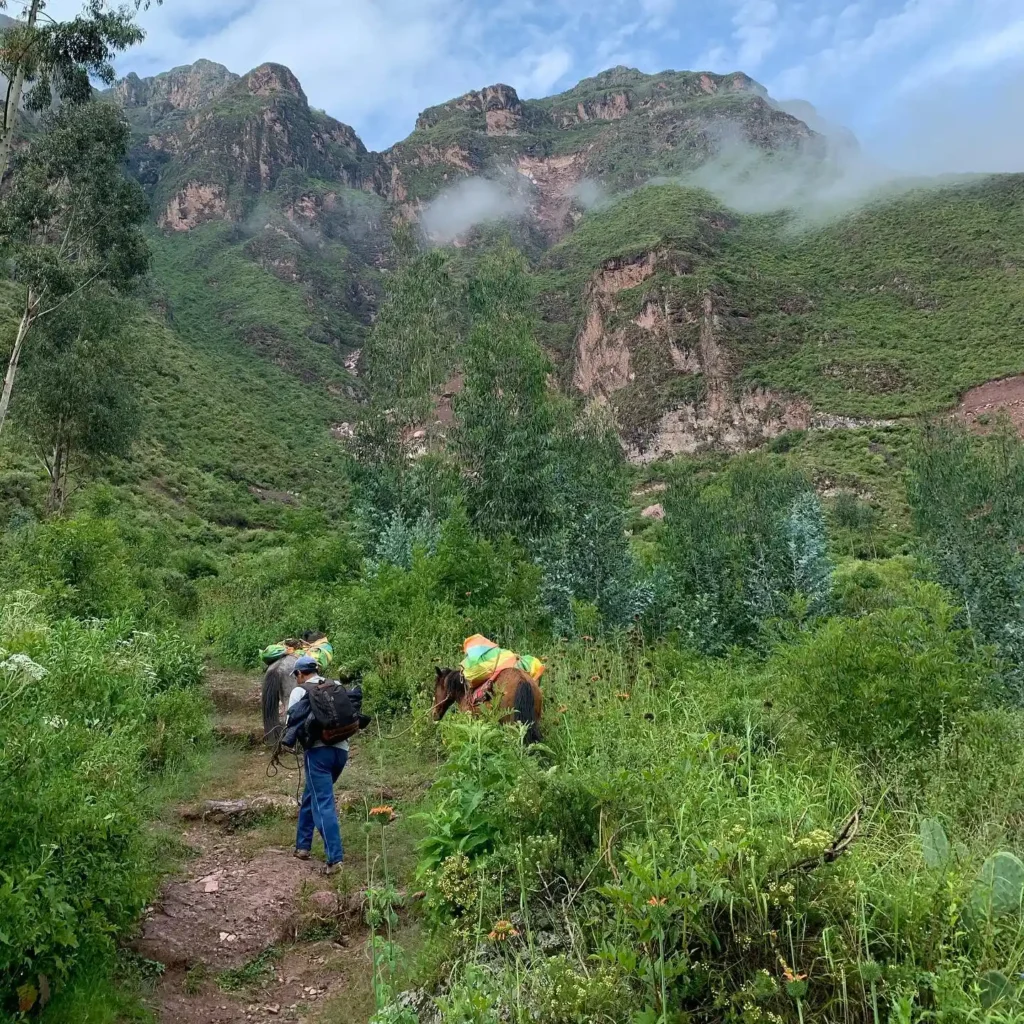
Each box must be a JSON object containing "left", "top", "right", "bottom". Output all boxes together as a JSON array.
[{"left": 135, "top": 670, "right": 429, "bottom": 1024}]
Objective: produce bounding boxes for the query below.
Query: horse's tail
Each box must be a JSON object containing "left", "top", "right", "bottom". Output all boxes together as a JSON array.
[
  {"left": 261, "top": 655, "right": 296, "bottom": 745},
  {"left": 512, "top": 678, "right": 540, "bottom": 744}
]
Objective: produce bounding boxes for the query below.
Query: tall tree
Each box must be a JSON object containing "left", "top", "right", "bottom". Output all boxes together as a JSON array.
[
  {"left": 15, "top": 289, "right": 141, "bottom": 513},
  {"left": 355, "top": 247, "right": 466, "bottom": 529},
  {"left": 0, "top": 99, "right": 149, "bottom": 436},
  {"left": 0, "top": 0, "right": 157, "bottom": 182},
  {"left": 361, "top": 247, "right": 466, "bottom": 428},
  {"left": 454, "top": 245, "right": 555, "bottom": 543}
]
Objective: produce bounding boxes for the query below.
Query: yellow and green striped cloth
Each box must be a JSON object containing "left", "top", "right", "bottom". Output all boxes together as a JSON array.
[
  {"left": 461, "top": 634, "right": 544, "bottom": 686},
  {"left": 259, "top": 636, "right": 334, "bottom": 672}
]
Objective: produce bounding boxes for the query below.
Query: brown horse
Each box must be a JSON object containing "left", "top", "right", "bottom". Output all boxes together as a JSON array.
[{"left": 432, "top": 666, "right": 543, "bottom": 743}]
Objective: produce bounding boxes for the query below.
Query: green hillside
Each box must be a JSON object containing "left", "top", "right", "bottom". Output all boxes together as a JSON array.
[{"left": 538, "top": 175, "right": 1024, "bottom": 446}]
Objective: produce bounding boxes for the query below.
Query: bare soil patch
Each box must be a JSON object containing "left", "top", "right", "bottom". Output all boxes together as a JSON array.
[{"left": 957, "top": 375, "right": 1024, "bottom": 435}]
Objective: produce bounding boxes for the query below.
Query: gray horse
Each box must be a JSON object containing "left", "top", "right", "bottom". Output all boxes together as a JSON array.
[
  {"left": 261, "top": 652, "right": 302, "bottom": 744},
  {"left": 262, "top": 632, "right": 329, "bottom": 744}
]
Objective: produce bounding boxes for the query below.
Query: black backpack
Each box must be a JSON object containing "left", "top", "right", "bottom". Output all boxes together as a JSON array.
[{"left": 302, "top": 679, "right": 360, "bottom": 744}]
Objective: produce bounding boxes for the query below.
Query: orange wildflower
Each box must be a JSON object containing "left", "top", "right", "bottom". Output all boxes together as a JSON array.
[
  {"left": 647, "top": 896, "right": 667, "bottom": 906},
  {"left": 487, "top": 919, "right": 519, "bottom": 942},
  {"left": 616, "top": 692, "right": 631, "bottom": 700},
  {"left": 369, "top": 805, "right": 397, "bottom": 824},
  {"left": 780, "top": 961, "right": 807, "bottom": 984}
]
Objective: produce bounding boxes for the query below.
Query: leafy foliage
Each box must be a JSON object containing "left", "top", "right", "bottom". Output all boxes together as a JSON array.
[
  {"left": 455, "top": 246, "right": 555, "bottom": 543},
  {"left": 14, "top": 290, "right": 142, "bottom": 511},
  {"left": 0, "top": 593, "right": 207, "bottom": 1010},
  {"left": 0, "top": 100, "right": 149, "bottom": 439},
  {"left": 908, "top": 425, "right": 1024, "bottom": 695},
  {"left": 662, "top": 456, "right": 820, "bottom": 651}
]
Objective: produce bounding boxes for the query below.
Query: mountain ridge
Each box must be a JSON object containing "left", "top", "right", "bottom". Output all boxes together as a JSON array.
[{"left": 97, "top": 57, "right": 1024, "bottom": 474}]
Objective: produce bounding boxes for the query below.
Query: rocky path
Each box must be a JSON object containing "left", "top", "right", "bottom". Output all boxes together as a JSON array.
[{"left": 134, "top": 671, "right": 430, "bottom": 1024}]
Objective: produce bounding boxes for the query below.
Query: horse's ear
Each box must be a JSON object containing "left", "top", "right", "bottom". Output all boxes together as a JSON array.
[{"left": 435, "top": 666, "right": 444, "bottom": 679}]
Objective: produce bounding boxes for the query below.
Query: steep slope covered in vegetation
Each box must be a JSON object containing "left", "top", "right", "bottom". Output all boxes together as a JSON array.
[{"left": 542, "top": 175, "right": 1024, "bottom": 458}]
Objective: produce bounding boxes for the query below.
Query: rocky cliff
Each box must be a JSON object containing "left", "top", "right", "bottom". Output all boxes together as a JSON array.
[{"left": 114, "top": 59, "right": 239, "bottom": 121}]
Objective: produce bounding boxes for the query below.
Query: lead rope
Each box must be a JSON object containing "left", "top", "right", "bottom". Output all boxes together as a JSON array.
[{"left": 267, "top": 737, "right": 304, "bottom": 804}]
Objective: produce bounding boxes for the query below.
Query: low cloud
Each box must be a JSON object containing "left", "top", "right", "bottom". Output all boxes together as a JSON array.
[
  {"left": 419, "top": 176, "right": 530, "bottom": 244},
  {"left": 570, "top": 178, "right": 608, "bottom": 210},
  {"left": 676, "top": 91, "right": 1012, "bottom": 228}
]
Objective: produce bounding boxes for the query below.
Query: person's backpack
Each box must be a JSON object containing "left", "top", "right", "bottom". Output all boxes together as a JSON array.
[{"left": 302, "top": 679, "right": 360, "bottom": 744}]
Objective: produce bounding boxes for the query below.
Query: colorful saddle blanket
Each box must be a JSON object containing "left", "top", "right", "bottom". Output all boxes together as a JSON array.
[{"left": 460, "top": 634, "right": 544, "bottom": 706}]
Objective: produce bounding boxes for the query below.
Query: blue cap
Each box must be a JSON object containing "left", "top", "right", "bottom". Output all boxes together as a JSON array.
[{"left": 293, "top": 654, "right": 319, "bottom": 676}]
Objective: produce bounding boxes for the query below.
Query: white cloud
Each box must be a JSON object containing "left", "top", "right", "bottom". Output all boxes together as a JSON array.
[
  {"left": 513, "top": 47, "right": 574, "bottom": 95},
  {"left": 25, "top": 0, "right": 1024, "bottom": 177},
  {"left": 897, "top": 17, "right": 1024, "bottom": 91},
  {"left": 420, "top": 176, "right": 529, "bottom": 242},
  {"left": 770, "top": 0, "right": 958, "bottom": 98},
  {"left": 733, "top": 0, "right": 781, "bottom": 68}
]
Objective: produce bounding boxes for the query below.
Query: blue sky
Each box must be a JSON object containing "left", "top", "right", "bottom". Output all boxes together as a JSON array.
[{"left": 42, "top": 0, "right": 1024, "bottom": 170}]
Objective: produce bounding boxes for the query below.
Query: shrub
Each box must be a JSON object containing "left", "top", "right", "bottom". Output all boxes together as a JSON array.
[
  {"left": 908, "top": 425, "right": 1024, "bottom": 694},
  {"left": 662, "top": 457, "right": 826, "bottom": 651},
  {"left": 410, "top": 634, "right": 1024, "bottom": 1023},
  {"left": 0, "top": 603, "right": 209, "bottom": 1013},
  {"left": 773, "top": 586, "right": 992, "bottom": 759}
]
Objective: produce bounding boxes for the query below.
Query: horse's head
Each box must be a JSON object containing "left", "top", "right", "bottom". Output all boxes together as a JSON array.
[{"left": 432, "top": 666, "right": 466, "bottom": 721}]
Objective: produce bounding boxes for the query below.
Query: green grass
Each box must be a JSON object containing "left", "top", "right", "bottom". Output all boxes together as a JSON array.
[
  {"left": 217, "top": 947, "right": 282, "bottom": 992},
  {"left": 721, "top": 175, "right": 1024, "bottom": 416},
  {"left": 400, "top": 609, "right": 1024, "bottom": 1021},
  {"left": 537, "top": 176, "right": 1024, "bottom": 438}
]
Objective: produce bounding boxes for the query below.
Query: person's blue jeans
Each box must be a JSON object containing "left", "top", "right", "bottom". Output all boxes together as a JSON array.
[{"left": 296, "top": 745, "right": 348, "bottom": 865}]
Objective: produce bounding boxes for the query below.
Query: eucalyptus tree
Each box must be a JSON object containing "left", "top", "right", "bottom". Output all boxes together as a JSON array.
[{"left": 0, "top": 99, "right": 149, "bottom": 436}]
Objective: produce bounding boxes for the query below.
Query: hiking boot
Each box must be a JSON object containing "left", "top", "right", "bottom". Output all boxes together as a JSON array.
[
  {"left": 323, "top": 862, "right": 343, "bottom": 876},
  {"left": 294, "top": 848, "right": 311, "bottom": 861}
]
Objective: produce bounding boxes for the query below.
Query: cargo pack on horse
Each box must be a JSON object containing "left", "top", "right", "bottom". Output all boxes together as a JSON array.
[
  {"left": 433, "top": 635, "right": 544, "bottom": 743},
  {"left": 261, "top": 632, "right": 332, "bottom": 744}
]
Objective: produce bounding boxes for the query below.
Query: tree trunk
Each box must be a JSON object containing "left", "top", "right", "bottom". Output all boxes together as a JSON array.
[
  {"left": 0, "top": 0, "right": 41, "bottom": 184},
  {"left": 0, "top": 287, "right": 39, "bottom": 437},
  {"left": 45, "top": 424, "right": 71, "bottom": 515},
  {"left": 0, "top": 288, "right": 40, "bottom": 437}
]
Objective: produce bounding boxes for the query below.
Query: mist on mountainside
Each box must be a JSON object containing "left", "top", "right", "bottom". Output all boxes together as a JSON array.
[
  {"left": 569, "top": 178, "right": 608, "bottom": 210},
  {"left": 415, "top": 73, "right": 1024, "bottom": 241},
  {"left": 420, "top": 175, "right": 531, "bottom": 243},
  {"left": 682, "top": 128, "right": 910, "bottom": 225}
]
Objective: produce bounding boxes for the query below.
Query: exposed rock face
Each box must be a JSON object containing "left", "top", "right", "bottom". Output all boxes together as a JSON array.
[
  {"left": 573, "top": 253, "right": 659, "bottom": 398},
  {"left": 573, "top": 91, "right": 632, "bottom": 123},
  {"left": 630, "top": 388, "right": 813, "bottom": 463},
  {"left": 569, "top": 235, "right": 888, "bottom": 463},
  {"left": 516, "top": 152, "right": 585, "bottom": 239},
  {"left": 113, "top": 59, "right": 238, "bottom": 115},
  {"left": 416, "top": 83, "right": 522, "bottom": 132},
  {"left": 126, "top": 61, "right": 371, "bottom": 230},
  {"left": 549, "top": 66, "right": 768, "bottom": 128},
  {"left": 242, "top": 62, "right": 305, "bottom": 99},
  {"left": 158, "top": 182, "right": 228, "bottom": 231}
]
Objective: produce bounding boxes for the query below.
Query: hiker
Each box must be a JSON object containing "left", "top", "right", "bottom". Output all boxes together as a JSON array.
[{"left": 286, "top": 654, "right": 355, "bottom": 874}]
